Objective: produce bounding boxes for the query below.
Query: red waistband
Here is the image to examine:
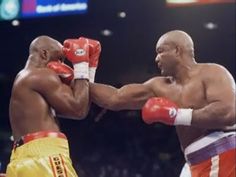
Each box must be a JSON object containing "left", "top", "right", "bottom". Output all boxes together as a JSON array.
[{"left": 14, "top": 131, "right": 67, "bottom": 149}]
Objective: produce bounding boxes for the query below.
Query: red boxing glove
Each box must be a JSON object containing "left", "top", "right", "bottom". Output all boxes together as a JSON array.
[
  {"left": 142, "top": 97, "right": 193, "bottom": 126},
  {"left": 63, "top": 38, "right": 89, "bottom": 63},
  {"left": 63, "top": 38, "right": 89, "bottom": 79},
  {"left": 47, "top": 61, "right": 74, "bottom": 85},
  {"left": 88, "top": 39, "right": 101, "bottom": 66},
  {"left": 79, "top": 37, "right": 101, "bottom": 83}
]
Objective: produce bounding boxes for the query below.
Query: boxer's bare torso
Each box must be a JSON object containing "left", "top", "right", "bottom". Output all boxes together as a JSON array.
[
  {"left": 9, "top": 36, "right": 91, "bottom": 141},
  {"left": 149, "top": 64, "right": 210, "bottom": 149},
  {"left": 10, "top": 68, "right": 60, "bottom": 141}
]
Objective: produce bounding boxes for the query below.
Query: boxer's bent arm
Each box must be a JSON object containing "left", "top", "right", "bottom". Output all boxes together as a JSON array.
[
  {"left": 192, "top": 64, "right": 235, "bottom": 129},
  {"left": 90, "top": 81, "right": 156, "bottom": 110},
  {"left": 30, "top": 69, "right": 89, "bottom": 119}
]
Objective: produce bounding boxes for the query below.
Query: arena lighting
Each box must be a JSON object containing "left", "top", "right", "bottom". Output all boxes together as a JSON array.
[
  {"left": 11, "top": 19, "right": 20, "bottom": 26},
  {"left": 0, "top": 0, "right": 88, "bottom": 21},
  {"left": 0, "top": 0, "right": 20, "bottom": 20},
  {"left": 204, "top": 22, "right": 218, "bottom": 30},
  {"left": 117, "top": 11, "right": 126, "bottom": 18},
  {"left": 166, "top": 0, "right": 235, "bottom": 7},
  {"left": 101, "top": 29, "right": 113, "bottom": 36}
]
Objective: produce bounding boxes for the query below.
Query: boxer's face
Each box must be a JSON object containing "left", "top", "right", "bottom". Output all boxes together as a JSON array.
[
  {"left": 48, "top": 41, "right": 65, "bottom": 63},
  {"left": 155, "top": 41, "right": 178, "bottom": 76}
]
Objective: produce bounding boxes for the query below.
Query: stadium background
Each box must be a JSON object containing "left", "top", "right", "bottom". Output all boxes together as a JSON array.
[{"left": 0, "top": 0, "right": 235, "bottom": 176}]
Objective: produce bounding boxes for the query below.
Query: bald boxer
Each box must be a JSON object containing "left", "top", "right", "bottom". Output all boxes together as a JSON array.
[
  {"left": 90, "top": 30, "right": 236, "bottom": 177},
  {"left": 6, "top": 36, "right": 101, "bottom": 177}
]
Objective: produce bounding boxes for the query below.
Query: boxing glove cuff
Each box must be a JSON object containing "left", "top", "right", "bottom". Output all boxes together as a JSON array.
[
  {"left": 89, "top": 67, "right": 96, "bottom": 83},
  {"left": 73, "top": 62, "right": 89, "bottom": 80},
  {"left": 174, "top": 109, "right": 193, "bottom": 126}
]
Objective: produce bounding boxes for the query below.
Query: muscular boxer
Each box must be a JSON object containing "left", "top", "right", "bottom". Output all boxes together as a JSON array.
[
  {"left": 90, "top": 30, "right": 236, "bottom": 177},
  {"left": 6, "top": 36, "right": 101, "bottom": 177}
]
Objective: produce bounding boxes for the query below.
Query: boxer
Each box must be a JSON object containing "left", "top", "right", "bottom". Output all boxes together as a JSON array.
[
  {"left": 90, "top": 30, "right": 236, "bottom": 177},
  {"left": 6, "top": 36, "right": 101, "bottom": 177}
]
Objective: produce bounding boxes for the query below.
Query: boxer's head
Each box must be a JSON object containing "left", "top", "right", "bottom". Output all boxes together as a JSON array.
[
  {"left": 155, "top": 30, "right": 195, "bottom": 76},
  {"left": 29, "top": 36, "right": 65, "bottom": 64}
]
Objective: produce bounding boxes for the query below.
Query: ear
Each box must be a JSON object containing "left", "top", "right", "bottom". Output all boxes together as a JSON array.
[
  {"left": 40, "top": 49, "right": 49, "bottom": 61},
  {"left": 175, "top": 45, "right": 182, "bottom": 57}
]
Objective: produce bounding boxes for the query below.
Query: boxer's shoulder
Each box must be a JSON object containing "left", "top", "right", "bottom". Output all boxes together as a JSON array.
[
  {"left": 145, "top": 76, "right": 173, "bottom": 85},
  {"left": 27, "top": 68, "right": 58, "bottom": 82},
  {"left": 198, "top": 62, "right": 228, "bottom": 73},
  {"left": 14, "top": 68, "right": 61, "bottom": 91},
  {"left": 194, "top": 63, "right": 232, "bottom": 83},
  {"left": 16, "top": 68, "right": 54, "bottom": 80}
]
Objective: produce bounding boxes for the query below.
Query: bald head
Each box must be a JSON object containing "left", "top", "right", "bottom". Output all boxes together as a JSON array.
[
  {"left": 157, "top": 30, "right": 194, "bottom": 57},
  {"left": 29, "top": 35, "right": 61, "bottom": 53},
  {"left": 29, "top": 35, "right": 63, "bottom": 63}
]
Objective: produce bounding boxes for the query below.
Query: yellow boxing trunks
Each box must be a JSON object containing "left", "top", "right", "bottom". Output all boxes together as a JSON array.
[
  {"left": 6, "top": 131, "right": 78, "bottom": 177},
  {"left": 184, "top": 131, "right": 236, "bottom": 177}
]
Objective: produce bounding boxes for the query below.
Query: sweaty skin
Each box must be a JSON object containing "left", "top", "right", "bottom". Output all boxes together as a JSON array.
[
  {"left": 90, "top": 30, "right": 235, "bottom": 149},
  {"left": 9, "top": 36, "right": 89, "bottom": 141}
]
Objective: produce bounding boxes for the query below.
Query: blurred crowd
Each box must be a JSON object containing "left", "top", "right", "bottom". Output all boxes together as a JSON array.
[{"left": 68, "top": 106, "right": 185, "bottom": 177}]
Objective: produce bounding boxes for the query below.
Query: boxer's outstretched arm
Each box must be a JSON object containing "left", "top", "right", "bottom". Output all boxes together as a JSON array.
[
  {"left": 192, "top": 64, "right": 235, "bottom": 128},
  {"left": 90, "top": 78, "right": 158, "bottom": 110}
]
